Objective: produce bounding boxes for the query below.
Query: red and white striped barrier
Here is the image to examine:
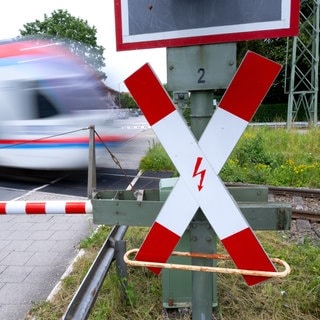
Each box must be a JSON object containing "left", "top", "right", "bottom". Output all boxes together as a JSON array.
[
  {"left": 0, "top": 201, "right": 92, "bottom": 214},
  {"left": 125, "top": 51, "right": 281, "bottom": 286}
]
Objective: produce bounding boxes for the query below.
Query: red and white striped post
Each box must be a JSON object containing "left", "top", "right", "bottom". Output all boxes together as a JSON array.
[
  {"left": 125, "top": 51, "right": 281, "bottom": 286},
  {"left": 0, "top": 201, "right": 92, "bottom": 214}
]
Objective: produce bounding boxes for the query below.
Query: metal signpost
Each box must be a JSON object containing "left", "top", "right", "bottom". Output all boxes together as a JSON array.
[
  {"left": 124, "top": 53, "right": 282, "bottom": 279},
  {"left": 92, "top": 1, "right": 300, "bottom": 318},
  {"left": 123, "top": 55, "right": 282, "bottom": 318},
  {"left": 114, "top": 0, "right": 299, "bottom": 50}
]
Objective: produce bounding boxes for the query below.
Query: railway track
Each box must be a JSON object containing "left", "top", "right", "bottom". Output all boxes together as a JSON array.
[
  {"left": 268, "top": 185, "right": 320, "bottom": 223},
  {"left": 225, "top": 183, "right": 320, "bottom": 223},
  {"left": 291, "top": 210, "right": 320, "bottom": 222},
  {"left": 269, "top": 185, "right": 320, "bottom": 199}
]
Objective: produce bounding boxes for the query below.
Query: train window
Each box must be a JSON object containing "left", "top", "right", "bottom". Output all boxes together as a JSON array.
[{"left": 36, "top": 91, "right": 59, "bottom": 118}]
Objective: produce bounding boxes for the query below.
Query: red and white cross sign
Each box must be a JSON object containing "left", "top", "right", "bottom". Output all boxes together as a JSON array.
[{"left": 125, "top": 52, "right": 281, "bottom": 286}]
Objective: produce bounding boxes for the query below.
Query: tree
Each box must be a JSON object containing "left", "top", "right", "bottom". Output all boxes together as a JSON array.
[
  {"left": 116, "top": 92, "right": 138, "bottom": 109},
  {"left": 19, "top": 9, "right": 106, "bottom": 79}
]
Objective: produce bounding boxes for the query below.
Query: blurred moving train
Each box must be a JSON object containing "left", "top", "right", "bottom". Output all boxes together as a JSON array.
[{"left": 0, "top": 39, "right": 132, "bottom": 169}]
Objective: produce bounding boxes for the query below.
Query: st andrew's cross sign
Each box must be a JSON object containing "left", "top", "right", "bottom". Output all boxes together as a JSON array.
[{"left": 125, "top": 52, "right": 282, "bottom": 286}]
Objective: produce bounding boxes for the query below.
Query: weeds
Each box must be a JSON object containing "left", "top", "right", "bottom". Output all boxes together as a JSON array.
[
  {"left": 141, "top": 127, "right": 320, "bottom": 188},
  {"left": 28, "top": 228, "right": 320, "bottom": 320},
  {"left": 220, "top": 126, "right": 320, "bottom": 188},
  {"left": 217, "top": 232, "right": 320, "bottom": 320},
  {"left": 140, "top": 141, "right": 176, "bottom": 173}
]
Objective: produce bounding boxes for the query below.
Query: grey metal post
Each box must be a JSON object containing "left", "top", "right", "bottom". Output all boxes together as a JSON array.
[
  {"left": 87, "top": 125, "right": 96, "bottom": 199},
  {"left": 190, "top": 91, "right": 213, "bottom": 140},
  {"left": 115, "top": 240, "right": 128, "bottom": 301},
  {"left": 190, "top": 220, "right": 217, "bottom": 319},
  {"left": 190, "top": 91, "right": 217, "bottom": 319},
  {"left": 166, "top": 43, "right": 236, "bottom": 318}
]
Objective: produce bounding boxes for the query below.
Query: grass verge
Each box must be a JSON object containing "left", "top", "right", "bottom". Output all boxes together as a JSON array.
[
  {"left": 140, "top": 126, "right": 320, "bottom": 189},
  {"left": 28, "top": 228, "right": 320, "bottom": 319},
  {"left": 220, "top": 126, "right": 320, "bottom": 188}
]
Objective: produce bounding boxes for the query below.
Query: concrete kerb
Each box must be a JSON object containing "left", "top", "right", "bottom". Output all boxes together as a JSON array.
[{"left": 46, "top": 248, "right": 86, "bottom": 302}]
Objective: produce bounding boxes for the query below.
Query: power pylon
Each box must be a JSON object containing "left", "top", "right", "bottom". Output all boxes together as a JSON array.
[{"left": 286, "top": 0, "right": 319, "bottom": 128}]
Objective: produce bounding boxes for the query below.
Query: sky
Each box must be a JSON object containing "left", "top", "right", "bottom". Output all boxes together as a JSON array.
[{"left": 0, "top": 0, "right": 166, "bottom": 91}]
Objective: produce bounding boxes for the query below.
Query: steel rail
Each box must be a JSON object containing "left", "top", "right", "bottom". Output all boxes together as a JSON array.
[
  {"left": 292, "top": 209, "right": 320, "bottom": 222},
  {"left": 225, "top": 182, "right": 320, "bottom": 198},
  {"left": 63, "top": 225, "right": 128, "bottom": 320},
  {"left": 268, "top": 185, "right": 320, "bottom": 199},
  {"left": 226, "top": 183, "right": 320, "bottom": 222}
]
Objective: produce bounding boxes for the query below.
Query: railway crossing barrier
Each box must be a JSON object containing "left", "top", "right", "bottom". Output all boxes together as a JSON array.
[{"left": 0, "top": 200, "right": 91, "bottom": 214}]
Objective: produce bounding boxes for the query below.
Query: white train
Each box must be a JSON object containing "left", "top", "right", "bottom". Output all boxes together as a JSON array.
[{"left": 0, "top": 39, "right": 131, "bottom": 169}]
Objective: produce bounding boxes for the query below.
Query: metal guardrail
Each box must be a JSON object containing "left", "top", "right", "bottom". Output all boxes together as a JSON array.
[{"left": 63, "top": 225, "right": 128, "bottom": 320}]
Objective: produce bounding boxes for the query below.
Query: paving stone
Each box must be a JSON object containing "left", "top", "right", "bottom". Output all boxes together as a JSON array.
[
  {"left": 49, "top": 230, "right": 79, "bottom": 241},
  {"left": 24, "top": 266, "right": 59, "bottom": 283},
  {"left": 0, "top": 251, "right": 35, "bottom": 266},
  {"left": 4, "top": 240, "right": 33, "bottom": 251},
  {"left": 25, "top": 240, "right": 56, "bottom": 252},
  {"left": 6, "top": 230, "right": 33, "bottom": 240},
  {"left": 49, "top": 221, "right": 72, "bottom": 231},
  {"left": 0, "top": 240, "right": 11, "bottom": 249},
  {"left": 9, "top": 222, "right": 34, "bottom": 231},
  {"left": 0, "top": 283, "right": 43, "bottom": 305},
  {"left": 0, "top": 230, "right": 14, "bottom": 240},
  {"left": 0, "top": 222, "right": 16, "bottom": 231},
  {"left": 0, "top": 265, "right": 6, "bottom": 274},
  {"left": 27, "top": 230, "right": 55, "bottom": 240},
  {"left": 26, "top": 251, "right": 61, "bottom": 266},
  {"left": 0, "top": 304, "right": 30, "bottom": 320},
  {"left": 50, "top": 240, "right": 77, "bottom": 252},
  {"left": 28, "top": 222, "right": 52, "bottom": 231},
  {"left": 0, "top": 251, "right": 10, "bottom": 263},
  {"left": 0, "top": 266, "right": 34, "bottom": 283}
]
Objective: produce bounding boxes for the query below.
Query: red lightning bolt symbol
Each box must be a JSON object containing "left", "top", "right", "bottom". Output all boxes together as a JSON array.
[{"left": 192, "top": 156, "right": 206, "bottom": 191}]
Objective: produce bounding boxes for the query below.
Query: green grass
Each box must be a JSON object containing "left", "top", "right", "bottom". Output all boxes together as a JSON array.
[
  {"left": 140, "top": 126, "right": 320, "bottom": 188},
  {"left": 217, "top": 232, "right": 320, "bottom": 320},
  {"left": 219, "top": 126, "right": 320, "bottom": 188},
  {"left": 27, "top": 228, "right": 320, "bottom": 320},
  {"left": 139, "top": 140, "right": 176, "bottom": 173}
]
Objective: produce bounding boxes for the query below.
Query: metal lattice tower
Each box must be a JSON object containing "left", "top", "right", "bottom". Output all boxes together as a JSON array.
[{"left": 286, "top": 0, "right": 319, "bottom": 128}]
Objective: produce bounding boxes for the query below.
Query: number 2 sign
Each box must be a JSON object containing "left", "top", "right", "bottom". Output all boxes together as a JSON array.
[{"left": 167, "top": 44, "right": 237, "bottom": 91}]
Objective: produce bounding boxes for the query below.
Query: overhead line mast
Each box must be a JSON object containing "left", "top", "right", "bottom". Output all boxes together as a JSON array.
[{"left": 286, "top": 0, "right": 319, "bottom": 128}]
